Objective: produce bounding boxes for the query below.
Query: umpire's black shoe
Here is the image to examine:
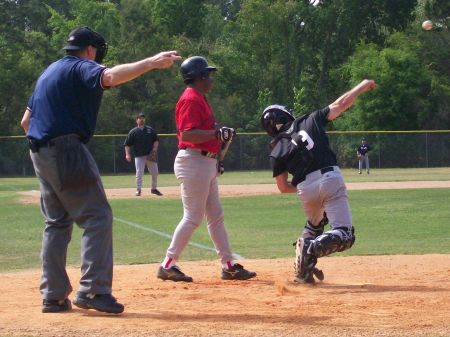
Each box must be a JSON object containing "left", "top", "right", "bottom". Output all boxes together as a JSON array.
[
  {"left": 73, "top": 292, "right": 124, "bottom": 314},
  {"left": 157, "top": 266, "right": 193, "bottom": 282},
  {"left": 42, "top": 298, "right": 72, "bottom": 313},
  {"left": 221, "top": 263, "right": 257, "bottom": 280},
  {"left": 151, "top": 188, "right": 163, "bottom": 196}
]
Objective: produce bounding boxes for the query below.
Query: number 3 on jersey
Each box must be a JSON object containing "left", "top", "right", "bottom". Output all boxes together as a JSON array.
[{"left": 291, "top": 130, "right": 314, "bottom": 150}]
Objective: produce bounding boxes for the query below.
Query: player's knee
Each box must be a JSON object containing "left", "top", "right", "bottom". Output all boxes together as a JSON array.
[{"left": 182, "top": 217, "right": 202, "bottom": 230}]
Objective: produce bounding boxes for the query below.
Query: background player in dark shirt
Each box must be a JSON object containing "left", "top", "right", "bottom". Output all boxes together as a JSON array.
[
  {"left": 261, "top": 79, "right": 376, "bottom": 284},
  {"left": 124, "top": 112, "right": 162, "bottom": 196},
  {"left": 357, "top": 138, "right": 371, "bottom": 174}
]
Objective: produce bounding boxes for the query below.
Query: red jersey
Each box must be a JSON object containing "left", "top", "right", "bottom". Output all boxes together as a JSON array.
[{"left": 175, "top": 87, "right": 220, "bottom": 153}]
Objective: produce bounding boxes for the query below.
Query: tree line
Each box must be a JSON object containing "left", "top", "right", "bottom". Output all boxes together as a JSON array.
[{"left": 1, "top": 0, "right": 449, "bottom": 137}]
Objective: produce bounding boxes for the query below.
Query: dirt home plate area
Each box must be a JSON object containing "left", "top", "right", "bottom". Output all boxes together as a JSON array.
[{"left": 3, "top": 181, "right": 450, "bottom": 337}]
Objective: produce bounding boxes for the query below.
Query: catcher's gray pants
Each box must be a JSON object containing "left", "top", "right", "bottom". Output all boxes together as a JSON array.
[
  {"left": 297, "top": 166, "right": 352, "bottom": 235},
  {"left": 358, "top": 155, "right": 370, "bottom": 173},
  {"left": 165, "top": 149, "right": 234, "bottom": 265},
  {"left": 30, "top": 135, "right": 113, "bottom": 301},
  {"left": 135, "top": 155, "right": 158, "bottom": 190}
]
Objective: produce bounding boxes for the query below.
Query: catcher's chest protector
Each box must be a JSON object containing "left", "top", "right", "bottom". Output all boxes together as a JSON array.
[{"left": 270, "top": 127, "right": 313, "bottom": 186}]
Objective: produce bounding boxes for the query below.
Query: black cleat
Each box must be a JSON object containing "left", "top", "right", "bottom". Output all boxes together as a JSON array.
[
  {"left": 135, "top": 189, "right": 141, "bottom": 196},
  {"left": 42, "top": 298, "right": 72, "bottom": 313},
  {"left": 151, "top": 189, "right": 163, "bottom": 196},
  {"left": 157, "top": 266, "right": 193, "bottom": 282},
  {"left": 221, "top": 263, "right": 256, "bottom": 280},
  {"left": 294, "top": 238, "right": 319, "bottom": 284},
  {"left": 73, "top": 292, "right": 124, "bottom": 314}
]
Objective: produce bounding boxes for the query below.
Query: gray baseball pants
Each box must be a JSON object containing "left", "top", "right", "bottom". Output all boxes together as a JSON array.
[
  {"left": 30, "top": 135, "right": 113, "bottom": 301},
  {"left": 135, "top": 155, "right": 158, "bottom": 190},
  {"left": 358, "top": 155, "right": 370, "bottom": 173},
  {"left": 165, "top": 149, "right": 234, "bottom": 265},
  {"left": 297, "top": 166, "right": 352, "bottom": 234}
]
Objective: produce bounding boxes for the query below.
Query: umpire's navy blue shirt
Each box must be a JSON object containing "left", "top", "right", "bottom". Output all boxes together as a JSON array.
[{"left": 27, "top": 55, "right": 108, "bottom": 143}]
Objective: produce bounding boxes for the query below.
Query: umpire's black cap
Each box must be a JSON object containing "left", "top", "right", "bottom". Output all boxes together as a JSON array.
[{"left": 63, "top": 26, "right": 106, "bottom": 51}]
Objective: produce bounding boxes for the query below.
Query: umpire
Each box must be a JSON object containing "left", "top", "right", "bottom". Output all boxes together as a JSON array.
[{"left": 20, "top": 26, "right": 181, "bottom": 314}]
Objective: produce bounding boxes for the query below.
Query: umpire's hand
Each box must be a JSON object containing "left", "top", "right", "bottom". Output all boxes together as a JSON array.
[{"left": 148, "top": 51, "right": 182, "bottom": 70}]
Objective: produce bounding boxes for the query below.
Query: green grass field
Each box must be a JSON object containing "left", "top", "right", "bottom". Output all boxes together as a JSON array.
[{"left": 0, "top": 167, "right": 449, "bottom": 272}]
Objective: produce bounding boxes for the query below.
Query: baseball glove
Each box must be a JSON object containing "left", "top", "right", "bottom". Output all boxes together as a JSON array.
[{"left": 147, "top": 150, "right": 158, "bottom": 162}]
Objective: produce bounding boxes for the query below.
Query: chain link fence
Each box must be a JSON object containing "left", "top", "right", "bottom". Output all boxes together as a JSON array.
[{"left": 1, "top": 131, "right": 450, "bottom": 177}]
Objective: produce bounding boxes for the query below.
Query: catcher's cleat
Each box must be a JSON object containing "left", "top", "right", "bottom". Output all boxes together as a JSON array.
[
  {"left": 294, "top": 272, "right": 315, "bottom": 284},
  {"left": 73, "top": 292, "right": 124, "bottom": 314},
  {"left": 294, "top": 238, "right": 318, "bottom": 284},
  {"left": 221, "top": 263, "right": 257, "bottom": 280},
  {"left": 157, "top": 265, "right": 193, "bottom": 282},
  {"left": 312, "top": 267, "right": 324, "bottom": 281},
  {"left": 42, "top": 298, "right": 72, "bottom": 313}
]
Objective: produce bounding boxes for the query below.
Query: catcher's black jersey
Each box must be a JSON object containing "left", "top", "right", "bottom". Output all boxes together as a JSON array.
[{"left": 270, "top": 107, "right": 337, "bottom": 184}]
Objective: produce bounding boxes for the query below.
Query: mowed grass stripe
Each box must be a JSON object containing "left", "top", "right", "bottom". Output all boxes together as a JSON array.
[{"left": 0, "top": 187, "right": 449, "bottom": 272}]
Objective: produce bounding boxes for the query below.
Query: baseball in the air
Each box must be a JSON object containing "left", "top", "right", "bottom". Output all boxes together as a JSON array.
[{"left": 422, "top": 20, "right": 433, "bottom": 31}]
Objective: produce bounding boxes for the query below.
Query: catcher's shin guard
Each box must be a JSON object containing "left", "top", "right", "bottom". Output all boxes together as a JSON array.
[
  {"left": 309, "top": 227, "right": 355, "bottom": 258},
  {"left": 294, "top": 226, "right": 354, "bottom": 284}
]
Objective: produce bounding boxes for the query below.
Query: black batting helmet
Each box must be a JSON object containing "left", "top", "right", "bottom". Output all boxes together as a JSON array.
[
  {"left": 180, "top": 56, "right": 217, "bottom": 84},
  {"left": 261, "top": 105, "right": 295, "bottom": 137}
]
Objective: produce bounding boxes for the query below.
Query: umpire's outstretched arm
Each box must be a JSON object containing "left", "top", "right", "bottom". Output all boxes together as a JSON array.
[
  {"left": 102, "top": 51, "right": 181, "bottom": 87},
  {"left": 327, "top": 79, "right": 376, "bottom": 121}
]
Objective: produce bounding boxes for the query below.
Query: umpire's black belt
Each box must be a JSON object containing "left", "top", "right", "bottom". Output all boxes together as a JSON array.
[
  {"left": 180, "top": 147, "right": 218, "bottom": 159},
  {"left": 28, "top": 134, "right": 80, "bottom": 153}
]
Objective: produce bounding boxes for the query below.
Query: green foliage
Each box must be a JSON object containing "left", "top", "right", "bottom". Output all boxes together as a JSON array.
[
  {"left": 1, "top": 0, "right": 449, "bottom": 137},
  {"left": 333, "top": 33, "right": 431, "bottom": 131}
]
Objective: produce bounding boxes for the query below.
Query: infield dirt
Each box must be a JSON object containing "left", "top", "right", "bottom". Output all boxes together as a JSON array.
[
  {"left": 4, "top": 181, "right": 450, "bottom": 336},
  {"left": 1, "top": 255, "right": 450, "bottom": 337}
]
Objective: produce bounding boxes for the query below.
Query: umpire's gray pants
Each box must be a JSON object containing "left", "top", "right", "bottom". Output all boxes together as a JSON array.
[{"left": 30, "top": 136, "right": 113, "bottom": 301}]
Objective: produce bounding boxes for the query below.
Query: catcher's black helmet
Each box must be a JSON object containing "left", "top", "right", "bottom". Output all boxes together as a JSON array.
[
  {"left": 180, "top": 56, "right": 217, "bottom": 84},
  {"left": 260, "top": 105, "right": 295, "bottom": 137}
]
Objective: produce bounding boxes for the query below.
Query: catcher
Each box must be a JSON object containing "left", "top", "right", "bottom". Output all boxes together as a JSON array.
[
  {"left": 261, "top": 79, "right": 376, "bottom": 284},
  {"left": 124, "top": 112, "right": 163, "bottom": 196}
]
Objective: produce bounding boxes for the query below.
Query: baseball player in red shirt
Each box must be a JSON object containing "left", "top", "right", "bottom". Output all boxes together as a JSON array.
[{"left": 157, "top": 56, "right": 256, "bottom": 282}]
